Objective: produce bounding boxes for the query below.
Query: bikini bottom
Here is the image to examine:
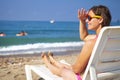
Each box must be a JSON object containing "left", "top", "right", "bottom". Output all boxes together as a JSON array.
[{"left": 76, "top": 73, "right": 82, "bottom": 80}]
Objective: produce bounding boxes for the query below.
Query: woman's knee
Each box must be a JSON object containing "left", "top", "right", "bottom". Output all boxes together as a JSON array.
[{"left": 61, "top": 69, "right": 76, "bottom": 80}]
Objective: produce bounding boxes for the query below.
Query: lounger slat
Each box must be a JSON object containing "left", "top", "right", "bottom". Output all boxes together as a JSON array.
[
  {"left": 97, "top": 61, "right": 120, "bottom": 73},
  {"left": 105, "top": 39, "right": 120, "bottom": 49},
  {"left": 100, "top": 51, "right": 120, "bottom": 62}
]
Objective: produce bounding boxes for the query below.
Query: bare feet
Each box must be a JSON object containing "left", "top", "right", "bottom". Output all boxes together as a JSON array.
[
  {"left": 47, "top": 51, "right": 56, "bottom": 65},
  {"left": 48, "top": 51, "right": 53, "bottom": 56},
  {"left": 41, "top": 52, "right": 46, "bottom": 58},
  {"left": 41, "top": 51, "right": 56, "bottom": 66},
  {"left": 41, "top": 52, "right": 50, "bottom": 67}
]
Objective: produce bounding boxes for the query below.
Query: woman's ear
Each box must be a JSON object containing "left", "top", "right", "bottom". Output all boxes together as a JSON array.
[{"left": 99, "top": 17, "right": 103, "bottom": 24}]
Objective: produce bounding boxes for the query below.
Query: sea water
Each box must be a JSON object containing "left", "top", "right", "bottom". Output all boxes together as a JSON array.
[{"left": 0, "top": 21, "right": 119, "bottom": 55}]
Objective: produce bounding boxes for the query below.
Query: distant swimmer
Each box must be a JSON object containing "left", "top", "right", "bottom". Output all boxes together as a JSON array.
[
  {"left": 16, "top": 31, "right": 28, "bottom": 36},
  {"left": 0, "top": 32, "right": 6, "bottom": 36}
]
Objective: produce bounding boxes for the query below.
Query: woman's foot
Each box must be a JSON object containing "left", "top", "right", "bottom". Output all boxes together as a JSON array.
[
  {"left": 41, "top": 52, "right": 50, "bottom": 67},
  {"left": 48, "top": 51, "right": 53, "bottom": 56},
  {"left": 47, "top": 51, "right": 56, "bottom": 65},
  {"left": 41, "top": 52, "right": 46, "bottom": 58}
]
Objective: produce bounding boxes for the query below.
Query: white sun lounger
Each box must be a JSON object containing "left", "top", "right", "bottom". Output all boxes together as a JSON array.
[
  {"left": 25, "top": 60, "right": 69, "bottom": 80},
  {"left": 25, "top": 26, "right": 120, "bottom": 80},
  {"left": 82, "top": 26, "right": 120, "bottom": 80}
]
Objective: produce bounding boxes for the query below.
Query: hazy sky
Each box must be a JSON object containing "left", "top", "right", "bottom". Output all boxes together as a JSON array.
[{"left": 0, "top": 0, "right": 120, "bottom": 21}]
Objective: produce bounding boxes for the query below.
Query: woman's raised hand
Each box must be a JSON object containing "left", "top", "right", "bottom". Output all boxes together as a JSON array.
[{"left": 78, "top": 8, "right": 88, "bottom": 22}]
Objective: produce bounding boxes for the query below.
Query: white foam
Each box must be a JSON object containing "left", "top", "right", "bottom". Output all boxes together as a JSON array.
[{"left": 0, "top": 41, "right": 84, "bottom": 55}]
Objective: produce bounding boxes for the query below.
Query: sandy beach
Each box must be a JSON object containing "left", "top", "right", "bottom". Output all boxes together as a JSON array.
[{"left": 0, "top": 51, "right": 80, "bottom": 80}]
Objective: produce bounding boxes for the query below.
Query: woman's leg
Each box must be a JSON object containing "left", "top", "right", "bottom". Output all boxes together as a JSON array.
[
  {"left": 48, "top": 51, "right": 72, "bottom": 70},
  {"left": 48, "top": 51, "right": 63, "bottom": 67},
  {"left": 61, "top": 68, "right": 77, "bottom": 80},
  {"left": 41, "top": 52, "right": 77, "bottom": 80},
  {"left": 41, "top": 52, "right": 62, "bottom": 76}
]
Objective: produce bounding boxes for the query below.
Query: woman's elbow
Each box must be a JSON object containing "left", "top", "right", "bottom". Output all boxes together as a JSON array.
[
  {"left": 72, "top": 65, "right": 84, "bottom": 74},
  {"left": 80, "top": 36, "right": 84, "bottom": 41},
  {"left": 80, "top": 36, "right": 87, "bottom": 41}
]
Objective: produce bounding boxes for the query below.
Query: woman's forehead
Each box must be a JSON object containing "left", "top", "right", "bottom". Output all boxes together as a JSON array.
[{"left": 88, "top": 10, "right": 95, "bottom": 16}]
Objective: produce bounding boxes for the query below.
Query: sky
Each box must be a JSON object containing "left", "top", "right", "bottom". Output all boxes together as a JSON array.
[{"left": 0, "top": 0, "right": 120, "bottom": 22}]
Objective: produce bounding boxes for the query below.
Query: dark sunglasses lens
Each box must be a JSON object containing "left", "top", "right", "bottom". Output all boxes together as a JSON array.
[{"left": 88, "top": 16, "right": 92, "bottom": 21}]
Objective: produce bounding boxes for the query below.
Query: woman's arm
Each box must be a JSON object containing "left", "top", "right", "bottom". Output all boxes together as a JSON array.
[
  {"left": 72, "top": 39, "right": 96, "bottom": 74},
  {"left": 78, "top": 9, "right": 88, "bottom": 41}
]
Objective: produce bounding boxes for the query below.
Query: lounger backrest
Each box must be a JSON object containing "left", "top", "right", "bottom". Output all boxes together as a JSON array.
[{"left": 83, "top": 26, "right": 120, "bottom": 80}]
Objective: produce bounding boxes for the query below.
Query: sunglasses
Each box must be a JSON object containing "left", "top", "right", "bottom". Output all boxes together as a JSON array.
[{"left": 87, "top": 15, "right": 102, "bottom": 21}]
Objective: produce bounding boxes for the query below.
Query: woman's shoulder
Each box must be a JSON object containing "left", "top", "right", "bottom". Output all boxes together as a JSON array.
[{"left": 84, "top": 34, "right": 97, "bottom": 41}]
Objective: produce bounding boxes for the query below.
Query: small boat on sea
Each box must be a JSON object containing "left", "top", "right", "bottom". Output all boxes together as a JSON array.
[{"left": 50, "top": 19, "right": 55, "bottom": 23}]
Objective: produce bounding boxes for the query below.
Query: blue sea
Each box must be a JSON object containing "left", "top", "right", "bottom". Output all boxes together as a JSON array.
[{"left": 0, "top": 21, "right": 119, "bottom": 55}]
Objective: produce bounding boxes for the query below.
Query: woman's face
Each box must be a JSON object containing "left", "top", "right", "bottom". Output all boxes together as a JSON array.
[{"left": 86, "top": 10, "right": 102, "bottom": 30}]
